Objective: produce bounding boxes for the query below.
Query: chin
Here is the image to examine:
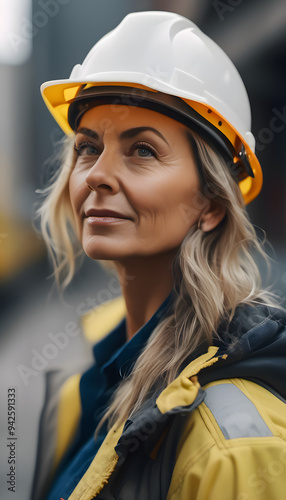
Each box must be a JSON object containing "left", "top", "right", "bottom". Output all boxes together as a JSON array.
[
  {"left": 82, "top": 240, "right": 126, "bottom": 261},
  {"left": 84, "top": 247, "right": 118, "bottom": 261}
]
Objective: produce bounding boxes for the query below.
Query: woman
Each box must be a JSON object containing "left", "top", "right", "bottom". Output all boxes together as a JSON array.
[{"left": 37, "top": 11, "right": 286, "bottom": 500}]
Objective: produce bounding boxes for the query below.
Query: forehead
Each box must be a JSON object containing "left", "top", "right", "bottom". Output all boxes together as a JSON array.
[{"left": 77, "top": 104, "right": 187, "bottom": 135}]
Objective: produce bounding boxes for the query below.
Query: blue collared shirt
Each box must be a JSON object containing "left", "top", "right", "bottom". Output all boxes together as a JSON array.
[{"left": 46, "top": 290, "right": 174, "bottom": 500}]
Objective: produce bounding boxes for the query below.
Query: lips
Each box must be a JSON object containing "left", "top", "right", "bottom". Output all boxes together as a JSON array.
[{"left": 85, "top": 209, "right": 132, "bottom": 219}]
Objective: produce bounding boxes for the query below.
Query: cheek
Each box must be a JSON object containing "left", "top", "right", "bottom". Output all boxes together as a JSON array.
[
  {"left": 168, "top": 164, "right": 203, "bottom": 220},
  {"left": 174, "top": 186, "right": 206, "bottom": 228},
  {"left": 69, "top": 171, "right": 85, "bottom": 214},
  {"left": 127, "top": 172, "right": 202, "bottom": 237},
  {"left": 68, "top": 171, "right": 89, "bottom": 239},
  {"left": 153, "top": 175, "right": 203, "bottom": 227}
]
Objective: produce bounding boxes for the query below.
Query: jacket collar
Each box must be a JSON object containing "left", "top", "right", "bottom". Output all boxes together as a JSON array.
[
  {"left": 67, "top": 346, "right": 225, "bottom": 500},
  {"left": 200, "top": 304, "right": 286, "bottom": 399}
]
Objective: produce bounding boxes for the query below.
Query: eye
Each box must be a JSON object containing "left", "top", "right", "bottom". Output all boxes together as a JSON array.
[
  {"left": 137, "top": 147, "right": 153, "bottom": 157},
  {"left": 131, "top": 142, "right": 157, "bottom": 158},
  {"left": 74, "top": 141, "right": 99, "bottom": 157}
]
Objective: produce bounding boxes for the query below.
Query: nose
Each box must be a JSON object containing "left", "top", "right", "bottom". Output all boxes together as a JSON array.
[{"left": 85, "top": 148, "right": 121, "bottom": 194}]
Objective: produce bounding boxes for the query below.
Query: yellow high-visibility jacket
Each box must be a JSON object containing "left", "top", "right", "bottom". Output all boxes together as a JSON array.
[{"left": 32, "top": 297, "right": 286, "bottom": 500}]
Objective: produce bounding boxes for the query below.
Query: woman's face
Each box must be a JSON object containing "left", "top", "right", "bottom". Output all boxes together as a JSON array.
[{"left": 69, "top": 104, "right": 204, "bottom": 262}]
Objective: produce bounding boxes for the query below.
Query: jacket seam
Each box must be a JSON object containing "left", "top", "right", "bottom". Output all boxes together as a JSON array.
[
  {"left": 72, "top": 455, "right": 119, "bottom": 500},
  {"left": 198, "top": 381, "right": 284, "bottom": 450},
  {"left": 233, "top": 378, "right": 283, "bottom": 439},
  {"left": 168, "top": 442, "right": 217, "bottom": 498},
  {"left": 168, "top": 437, "right": 286, "bottom": 499}
]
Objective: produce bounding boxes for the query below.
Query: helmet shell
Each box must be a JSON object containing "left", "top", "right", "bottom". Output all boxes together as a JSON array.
[{"left": 41, "top": 11, "right": 262, "bottom": 203}]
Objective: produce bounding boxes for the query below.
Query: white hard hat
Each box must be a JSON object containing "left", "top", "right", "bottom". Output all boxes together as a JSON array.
[{"left": 41, "top": 10, "right": 262, "bottom": 203}]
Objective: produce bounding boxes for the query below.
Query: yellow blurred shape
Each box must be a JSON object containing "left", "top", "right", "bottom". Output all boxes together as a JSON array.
[{"left": 0, "top": 213, "right": 45, "bottom": 281}]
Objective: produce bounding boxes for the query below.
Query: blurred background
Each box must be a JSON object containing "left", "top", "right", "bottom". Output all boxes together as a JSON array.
[{"left": 0, "top": 0, "right": 285, "bottom": 498}]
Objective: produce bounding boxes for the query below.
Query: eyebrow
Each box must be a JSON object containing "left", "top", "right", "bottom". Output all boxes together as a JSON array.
[
  {"left": 120, "top": 127, "right": 169, "bottom": 145},
  {"left": 76, "top": 127, "right": 99, "bottom": 140},
  {"left": 76, "top": 126, "right": 169, "bottom": 145}
]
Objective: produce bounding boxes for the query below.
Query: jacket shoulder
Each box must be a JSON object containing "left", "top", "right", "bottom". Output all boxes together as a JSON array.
[{"left": 167, "top": 378, "right": 286, "bottom": 500}]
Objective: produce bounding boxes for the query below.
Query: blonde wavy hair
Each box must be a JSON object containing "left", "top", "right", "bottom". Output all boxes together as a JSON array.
[{"left": 37, "top": 126, "right": 280, "bottom": 431}]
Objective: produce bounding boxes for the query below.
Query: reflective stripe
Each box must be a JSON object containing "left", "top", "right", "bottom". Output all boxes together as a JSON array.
[{"left": 204, "top": 383, "right": 273, "bottom": 439}]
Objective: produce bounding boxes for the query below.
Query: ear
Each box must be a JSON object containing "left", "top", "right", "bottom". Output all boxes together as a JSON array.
[{"left": 200, "top": 201, "right": 226, "bottom": 232}]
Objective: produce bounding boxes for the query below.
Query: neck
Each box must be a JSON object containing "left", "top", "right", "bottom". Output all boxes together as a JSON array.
[{"left": 114, "top": 251, "right": 177, "bottom": 340}]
